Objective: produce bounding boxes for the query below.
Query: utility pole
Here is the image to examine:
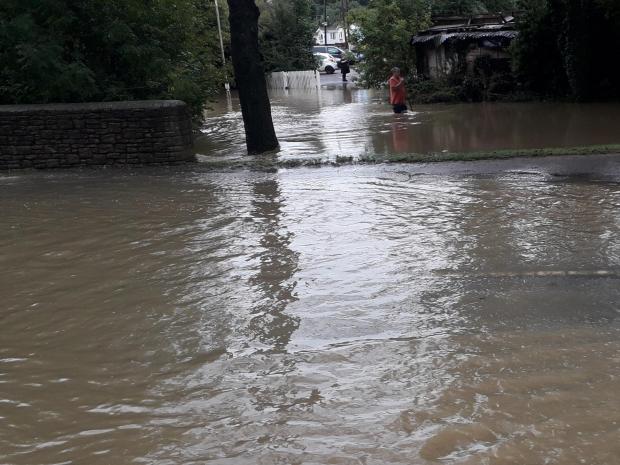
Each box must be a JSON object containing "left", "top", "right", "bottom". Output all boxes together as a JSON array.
[
  {"left": 324, "top": 0, "right": 328, "bottom": 46},
  {"left": 214, "top": 0, "right": 230, "bottom": 91}
]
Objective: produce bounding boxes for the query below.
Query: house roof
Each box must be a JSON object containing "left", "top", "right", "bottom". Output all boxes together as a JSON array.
[{"left": 411, "top": 13, "right": 519, "bottom": 46}]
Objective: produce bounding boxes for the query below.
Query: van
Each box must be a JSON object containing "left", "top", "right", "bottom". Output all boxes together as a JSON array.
[{"left": 312, "top": 46, "right": 345, "bottom": 60}]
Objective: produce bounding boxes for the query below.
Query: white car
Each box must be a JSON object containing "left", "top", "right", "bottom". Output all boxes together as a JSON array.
[{"left": 314, "top": 52, "right": 338, "bottom": 74}]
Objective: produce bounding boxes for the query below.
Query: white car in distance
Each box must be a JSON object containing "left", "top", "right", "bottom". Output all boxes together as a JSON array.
[{"left": 314, "top": 52, "right": 338, "bottom": 74}]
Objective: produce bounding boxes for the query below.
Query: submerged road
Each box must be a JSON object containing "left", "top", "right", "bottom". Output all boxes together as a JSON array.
[
  {"left": 360, "top": 152, "right": 620, "bottom": 179},
  {"left": 319, "top": 67, "right": 360, "bottom": 87},
  {"left": 2, "top": 161, "right": 620, "bottom": 464}
]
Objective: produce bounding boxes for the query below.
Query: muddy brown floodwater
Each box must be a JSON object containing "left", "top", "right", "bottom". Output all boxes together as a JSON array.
[
  {"left": 197, "top": 88, "right": 620, "bottom": 160},
  {"left": 2, "top": 89, "right": 620, "bottom": 465}
]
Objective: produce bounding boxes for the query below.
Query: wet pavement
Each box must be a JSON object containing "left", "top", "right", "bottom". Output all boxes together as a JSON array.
[
  {"left": 319, "top": 68, "right": 360, "bottom": 87},
  {"left": 2, "top": 88, "right": 620, "bottom": 465}
]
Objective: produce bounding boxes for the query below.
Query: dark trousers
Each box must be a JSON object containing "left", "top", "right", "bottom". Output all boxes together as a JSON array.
[
  {"left": 393, "top": 104, "right": 407, "bottom": 113},
  {"left": 342, "top": 72, "right": 348, "bottom": 81}
]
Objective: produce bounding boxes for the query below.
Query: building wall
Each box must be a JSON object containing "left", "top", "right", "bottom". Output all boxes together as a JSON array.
[
  {"left": 425, "top": 47, "right": 453, "bottom": 78},
  {"left": 314, "top": 27, "right": 346, "bottom": 46},
  {"left": 421, "top": 43, "right": 511, "bottom": 78},
  {"left": 0, "top": 100, "right": 194, "bottom": 170}
]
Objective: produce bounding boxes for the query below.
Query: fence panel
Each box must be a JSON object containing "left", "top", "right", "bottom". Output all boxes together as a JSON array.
[{"left": 266, "top": 70, "right": 320, "bottom": 90}]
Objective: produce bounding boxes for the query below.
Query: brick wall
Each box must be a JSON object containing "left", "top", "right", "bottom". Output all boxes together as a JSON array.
[{"left": 0, "top": 100, "right": 194, "bottom": 169}]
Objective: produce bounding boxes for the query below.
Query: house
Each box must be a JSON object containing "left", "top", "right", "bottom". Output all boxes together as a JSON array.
[
  {"left": 411, "top": 14, "right": 519, "bottom": 79},
  {"left": 314, "top": 26, "right": 347, "bottom": 47}
]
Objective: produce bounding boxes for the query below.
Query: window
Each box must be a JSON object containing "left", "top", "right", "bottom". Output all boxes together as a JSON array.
[{"left": 330, "top": 32, "right": 336, "bottom": 40}]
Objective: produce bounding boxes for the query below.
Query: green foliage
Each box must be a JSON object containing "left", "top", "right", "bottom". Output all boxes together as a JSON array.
[
  {"left": 258, "top": 0, "right": 316, "bottom": 72},
  {"left": 342, "top": 50, "right": 357, "bottom": 62},
  {"left": 349, "top": 0, "right": 431, "bottom": 87},
  {"left": 429, "top": 0, "right": 517, "bottom": 15},
  {"left": 410, "top": 54, "right": 520, "bottom": 103},
  {"left": 513, "top": 0, "right": 620, "bottom": 100},
  {"left": 409, "top": 79, "right": 459, "bottom": 103},
  {"left": 0, "top": 0, "right": 228, "bottom": 117},
  {"left": 430, "top": 0, "right": 488, "bottom": 15},
  {"left": 311, "top": 0, "right": 349, "bottom": 26}
]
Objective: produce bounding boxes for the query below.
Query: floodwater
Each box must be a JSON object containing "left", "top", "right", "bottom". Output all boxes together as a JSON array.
[
  {"left": 198, "top": 88, "right": 620, "bottom": 160},
  {"left": 3, "top": 88, "right": 620, "bottom": 464},
  {"left": 2, "top": 159, "right": 620, "bottom": 464}
]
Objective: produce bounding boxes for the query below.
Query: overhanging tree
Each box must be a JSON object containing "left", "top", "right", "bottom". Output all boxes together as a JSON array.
[{"left": 227, "top": 0, "right": 279, "bottom": 154}]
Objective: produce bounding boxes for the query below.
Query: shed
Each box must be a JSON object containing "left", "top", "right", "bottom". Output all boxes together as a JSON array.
[{"left": 411, "top": 14, "right": 519, "bottom": 79}]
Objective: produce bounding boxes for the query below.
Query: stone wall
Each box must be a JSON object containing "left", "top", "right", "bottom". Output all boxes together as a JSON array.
[{"left": 0, "top": 100, "right": 194, "bottom": 169}]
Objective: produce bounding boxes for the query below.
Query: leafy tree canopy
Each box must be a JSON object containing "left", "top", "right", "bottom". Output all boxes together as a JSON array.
[
  {"left": 513, "top": 0, "right": 620, "bottom": 100},
  {"left": 258, "top": 0, "right": 316, "bottom": 72},
  {"left": 0, "top": 0, "right": 229, "bottom": 116},
  {"left": 430, "top": 0, "right": 517, "bottom": 15},
  {"left": 349, "top": 0, "right": 431, "bottom": 86}
]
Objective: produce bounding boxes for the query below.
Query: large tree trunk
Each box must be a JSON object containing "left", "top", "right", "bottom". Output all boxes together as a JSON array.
[{"left": 227, "top": 0, "right": 279, "bottom": 154}]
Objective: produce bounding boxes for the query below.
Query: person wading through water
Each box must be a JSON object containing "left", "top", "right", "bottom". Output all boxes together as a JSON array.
[{"left": 388, "top": 67, "right": 407, "bottom": 114}]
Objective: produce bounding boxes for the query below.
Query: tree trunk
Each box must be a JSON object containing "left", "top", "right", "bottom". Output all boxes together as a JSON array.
[{"left": 227, "top": 0, "right": 279, "bottom": 154}]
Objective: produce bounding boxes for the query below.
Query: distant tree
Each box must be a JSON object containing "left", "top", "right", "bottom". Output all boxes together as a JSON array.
[
  {"left": 0, "top": 0, "right": 227, "bottom": 117},
  {"left": 430, "top": 0, "right": 486, "bottom": 15},
  {"left": 349, "top": 0, "right": 431, "bottom": 86},
  {"left": 430, "top": 0, "right": 517, "bottom": 15},
  {"left": 259, "top": 0, "right": 316, "bottom": 72},
  {"left": 311, "top": 0, "right": 345, "bottom": 26},
  {"left": 227, "top": 0, "right": 279, "bottom": 154},
  {"left": 482, "top": 0, "right": 518, "bottom": 12},
  {"left": 513, "top": 0, "right": 620, "bottom": 100}
]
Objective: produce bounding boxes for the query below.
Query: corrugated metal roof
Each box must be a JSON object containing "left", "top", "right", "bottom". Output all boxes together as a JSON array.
[{"left": 411, "top": 30, "right": 518, "bottom": 45}]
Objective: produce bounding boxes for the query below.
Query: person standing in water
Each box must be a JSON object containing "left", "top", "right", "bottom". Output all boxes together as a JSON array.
[
  {"left": 340, "top": 58, "right": 350, "bottom": 82},
  {"left": 388, "top": 67, "right": 407, "bottom": 114}
]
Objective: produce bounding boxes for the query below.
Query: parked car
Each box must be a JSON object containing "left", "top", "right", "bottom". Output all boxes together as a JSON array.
[
  {"left": 314, "top": 52, "right": 338, "bottom": 74},
  {"left": 312, "top": 45, "right": 346, "bottom": 61},
  {"left": 313, "top": 46, "right": 360, "bottom": 64}
]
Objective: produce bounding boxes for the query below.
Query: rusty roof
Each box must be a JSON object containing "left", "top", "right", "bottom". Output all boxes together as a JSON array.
[{"left": 411, "top": 13, "right": 519, "bottom": 46}]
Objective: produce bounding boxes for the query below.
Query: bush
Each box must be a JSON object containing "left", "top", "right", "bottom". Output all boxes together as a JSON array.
[
  {"left": 409, "top": 56, "right": 518, "bottom": 104},
  {"left": 457, "top": 76, "right": 484, "bottom": 102},
  {"left": 409, "top": 78, "right": 459, "bottom": 104}
]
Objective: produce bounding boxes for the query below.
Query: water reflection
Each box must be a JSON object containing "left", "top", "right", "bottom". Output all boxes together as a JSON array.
[{"left": 248, "top": 179, "right": 299, "bottom": 351}]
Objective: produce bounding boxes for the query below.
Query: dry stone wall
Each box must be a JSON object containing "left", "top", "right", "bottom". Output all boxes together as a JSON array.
[{"left": 0, "top": 100, "right": 194, "bottom": 169}]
